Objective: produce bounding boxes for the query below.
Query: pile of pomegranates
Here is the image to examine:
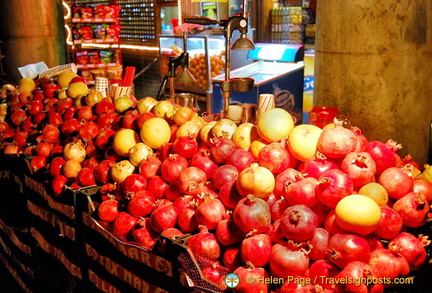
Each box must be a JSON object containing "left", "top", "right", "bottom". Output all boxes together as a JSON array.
[{"left": 1, "top": 76, "right": 431, "bottom": 293}]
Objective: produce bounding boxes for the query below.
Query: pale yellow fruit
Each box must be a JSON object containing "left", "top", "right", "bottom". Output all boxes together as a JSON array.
[
  {"left": 257, "top": 108, "right": 294, "bottom": 142},
  {"left": 18, "top": 78, "right": 36, "bottom": 93},
  {"left": 191, "top": 115, "right": 206, "bottom": 129},
  {"left": 113, "top": 129, "right": 141, "bottom": 157},
  {"left": 67, "top": 82, "right": 88, "bottom": 98},
  {"left": 250, "top": 138, "right": 270, "bottom": 159},
  {"left": 323, "top": 123, "right": 335, "bottom": 129},
  {"left": 110, "top": 160, "right": 136, "bottom": 182},
  {"left": 137, "top": 96, "right": 158, "bottom": 114},
  {"left": 62, "top": 159, "right": 82, "bottom": 179},
  {"left": 232, "top": 122, "right": 260, "bottom": 150},
  {"left": 200, "top": 121, "right": 217, "bottom": 146},
  {"left": 85, "top": 90, "right": 103, "bottom": 107},
  {"left": 176, "top": 120, "right": 201, "bottom": 139},
  {"left": 114, "top": 96, "right": 133, "bottom": 113},
  {"left": 58, "top": 71, "right": 78, "bottom": 88},
  {"left": 153, "top": 100, "right": 175, "bottom": 119},
  {"left": 128, "top": 142, "right": 154, "bottom": 167},
  {"left": 140, "top": 117, "right": 171, "bottom": 149},
  {"left": 58, "top": 87, "right": 68, "bottom": 99},
  {"left": 335, "top": 194, "right": 382, "bottom": 235},
  {"left": 358, "top": 182, "right": 389, "bottom": 206},
  {"left": 211, "top": 119, "right": 237, "bottom": 140},
  {"left": 236, "top": 163, "right": 275, "bottom": 199},
  {"left": 287, "top": 124, "right": 323, "bottom": 161},
  {"left": 63, "top": 140, "right": 86, "bottom": 163}
]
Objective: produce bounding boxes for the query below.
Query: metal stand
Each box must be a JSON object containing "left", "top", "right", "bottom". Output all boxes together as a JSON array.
[
  {"left": 156, "top": 33, "right": 195, "bottom": 101},
  {"left": 185, "top": 0, "right": 255, "bottom": 117}
]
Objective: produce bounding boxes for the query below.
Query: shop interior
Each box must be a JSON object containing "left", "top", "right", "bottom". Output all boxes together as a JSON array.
[
  {"left": 0, "top": 0, "right": 317, "bottom": 105},
  {"left": 0, "top": 1, "right": 431, "bottom": 293}
]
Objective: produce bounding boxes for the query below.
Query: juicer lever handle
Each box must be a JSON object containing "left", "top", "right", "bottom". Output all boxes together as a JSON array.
[
  {"left": 184, "top": 17, "right": 219, "bottom": 26},
  {"left": 156, "top": 75, "right": 168, "bottom": 101}
]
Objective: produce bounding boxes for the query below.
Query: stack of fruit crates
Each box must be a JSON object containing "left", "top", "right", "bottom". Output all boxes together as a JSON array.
[
  {"left": 23, "top": 158, "right": 99, "bottom": 292},
  {"left": 78, "top": 194, "right": 188, "bottom": 293},
  {"left": 0, "top": 154, "right": 35, "bottom": 292}
]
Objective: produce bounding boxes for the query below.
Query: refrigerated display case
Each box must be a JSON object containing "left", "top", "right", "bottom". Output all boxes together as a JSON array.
[
  {"left": 212, "top": 43, "right": 305, "bottom": 122},
  {"left": 302, "top": 50, "right": 315, "bottom": 123}
]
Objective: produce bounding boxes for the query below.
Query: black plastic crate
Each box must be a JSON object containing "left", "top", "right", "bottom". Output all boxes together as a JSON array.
[
  {"left": 80, "top": 206, "right": 187, "bottom": 293},
  {"left": 0, "top": 218, "right": 35, "bottom": 293},
  {"left": 0, "top": 250, "right": 34, "bottom": 293},
  {"left": 0, "top": 154, "right": 29, "bottom": 229},
  {"left": 25, "top": 175, "right": 87, "bottom": 292}
]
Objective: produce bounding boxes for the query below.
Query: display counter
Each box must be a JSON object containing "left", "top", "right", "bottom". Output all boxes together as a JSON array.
[{"left": 212, "top": 43, "right": 305, "bottom": 122}]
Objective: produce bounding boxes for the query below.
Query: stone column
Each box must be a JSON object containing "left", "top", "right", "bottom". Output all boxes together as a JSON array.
[
  {"left": 0, "top": 0, "right": 66, "bottom": 83},
  {"left": 314, "top": 0, "right": 432, "bottom": 165}
]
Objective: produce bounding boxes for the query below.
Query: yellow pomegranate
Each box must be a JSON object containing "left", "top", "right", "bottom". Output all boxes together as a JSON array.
[
  {"left": 358, "top": 182, "right": 389, "bottom": 206},
  {"left": 256, "top": 108, "right": 294, "bottom": 142},
  {"left": 113, "top": 128, "right": 141, "bottom": 157},
  {"left": 85, "top": 90, "right": 103, "bottom": 107},
  {"left": 249, "top": 138, "right": 270, "bottom": 159},
  {"left": 153, "top": 100, "right": 175, "bottom": 119},
  {"left": 236, "top": 163, "right": 275, "bottom": 199},
  {"left": 114, "top": 96, "right": 134, "bottom": 113},
  {"left": 140, "top": 117, "right": 171, "bottom": 149},
  {"left": 110, "top": 160, "right": 136, "bottom": 182},
  {"left": 335, "top": 194, "right": 382, "bottom": 235},
  {"left": 137, "top": 96, "right": 158, "bottom": 114},
  {"left": 173, "top": 106, "right": 194, "bottom": 125},
  {"left": 176, "top": 120, "right": 201, "bottom": 139},
  {"left": 128, "top": 142, "right": 154, "bottom": 167},
  {"left": 58, "top": 71, "right": 78, "bottom": 88},
  {"left": 67, "top": 82, "right": 88, "bottom": 98},
  {"left": 287, "top": 124, "right": 323, "bottom": 161},
  {"left": 232, "top": 122, "right": 260, "bottom": 150},
  {"left": 62, "top": 159, "right": 82, "bottom": 179},
  {"left": 211, "top": 119, "right": 237, "bottom": 139},
  {"left": 18, "top": 77, "right": 36, "bottom": 93},
  {"left": 200, "top": 121, "right": 217, "bottom": 146},
  {"left": 191, "top": 115, "right": 206, "bottom": 129}
]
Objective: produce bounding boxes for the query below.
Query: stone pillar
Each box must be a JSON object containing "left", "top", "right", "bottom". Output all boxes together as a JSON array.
[
  {"left": 0, "top": 0, "right": 66, "bottom": 83},
  {"left": 314, "top": 0, "right": 432, "bottom": 165}
]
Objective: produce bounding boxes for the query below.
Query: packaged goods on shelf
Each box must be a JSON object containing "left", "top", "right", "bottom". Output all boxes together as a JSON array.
[{"left": 69, "top": 3, "right": 122, "bottom": 85}]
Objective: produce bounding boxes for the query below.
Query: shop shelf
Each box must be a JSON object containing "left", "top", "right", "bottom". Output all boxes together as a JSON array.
[
  {"left": 72, "top": 18, "right": 118, "bottom": 23},
  {"left": 76, "top": 62, "right": 120, "bottom": 70},
  {"left": 73, "top": 38, "right": 119, "bottom": 45}
]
